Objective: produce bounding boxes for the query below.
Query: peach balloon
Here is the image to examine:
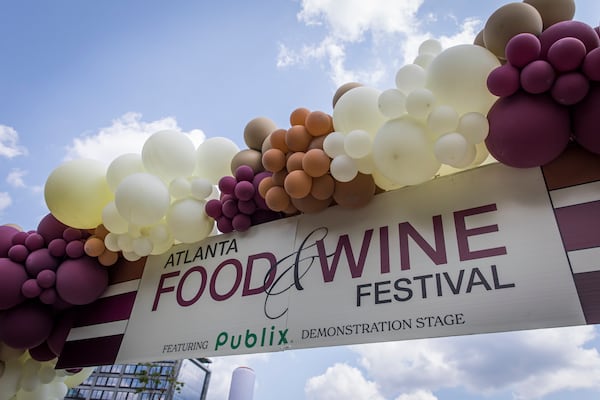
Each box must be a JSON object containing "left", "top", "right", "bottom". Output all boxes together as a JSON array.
[
  {"left": 308, "top": 135, "right": 326, "bottom": 150},
  {"left": 84, "top": 236, "right": 105, "bottom": 257},
  {"left": 302, "top": 149, "right": 331, "bottom": 178},
  {"left": 269, "top": 129, "right": 289, "bottom": 153},
  {"left": 284, "top": 170, "right": 312, "bottom": 199},
  {"left": 333, "top": 173, "right": 376, "bottom": 209},
  {"left": 286, "top": 126, "right": 312, "bottom": 152},
  {"left": 265, "top": 186, "right": 290, "bottom": 212},
  {"left": 98, "top": 250, "right": 119, "bottom": 267},
  {"left": 258, "top": 176, "right": 275, "bottom": 198},
  {"left": 272, "top": 169, "right": 288, "bottom": 186},
  {"left": 305, "top": 111, "right": 333, "bottom": 136},
  {"left": 290, "top": 107, "right": 310, "bottom": 126},
  {"left": 286, "top": 152, "right": 305, "bottom": 172},
  {"left": 291, "top": 195, "right": 332, "bottom": 214},
  {"left": 311, "top": 174, "right": 335, "bottom": 200},
  {"left": 262, "top": 148, "right": 287, "bottom": 173}
]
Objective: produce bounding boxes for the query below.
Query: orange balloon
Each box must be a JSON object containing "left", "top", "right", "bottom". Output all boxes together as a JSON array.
[
  {"left": 286, "top": 125, "right": 312, "bottom": 152},
  {"left": 284, "top": 170, "right": 312, "bottom": 199},
  {"left": 269, "top": 128, "right": 289, "bottom": 153},
  {"left": 265, "top": 186, "right": 291, "bottom": 212},
  {"left": 291, "top": 195, "right": 332, "bottom": 214},
  {"left": 283, "top": 202, "right": 299, "bottom": 215},
  {"left": 305, "top": 111, "right": 333, "bottom": 136},
  {"left": 84, "top": 236, "right": 105, "bottom": 257},
  {"left": 272, "top": 169, "right": 288, "bottom": 186},
  {"left": 333, "top": 173, "right": 376, "bottom": 209},
  {"left": 290, "top": 107, "right": 310, "bottom": 126},
  {"left": 302, "top": 149, "right": 330, "bottom": 178},
  {"left": 311, "top": 174, "right": 335, "bottom": 200},
  {"left": 262, "top": 148, "right": 287, "bottom": 173},
  {"left": 258, "top": 176, "right": 275, "bottom": 198},
  {"left": 98, "top": 249, "right": 119, "bottom": 266},
  {"left": 286, "top": 152, "right": 305, "bottom": 172}
]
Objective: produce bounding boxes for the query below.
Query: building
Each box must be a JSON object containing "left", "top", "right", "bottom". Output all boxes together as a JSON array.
[{"left": 65, "top": 359, "right": 211, "bottom": 400}]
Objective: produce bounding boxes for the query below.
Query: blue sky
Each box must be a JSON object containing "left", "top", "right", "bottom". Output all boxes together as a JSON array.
[{"left": 2, "top": 1, "right": 600, "bottom": 399}]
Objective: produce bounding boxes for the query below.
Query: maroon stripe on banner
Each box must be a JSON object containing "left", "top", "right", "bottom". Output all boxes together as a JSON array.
[
  {"left": 573, "top": 271, "right": 600, "bottom": 324},
  {"left": 554, "top": 200, "right": 600, "bottom": 251},
  {"left": 73, "top": 292, "right": 138, "bottom": 328},
  {"left": 56, "top": 334, "right": 124, "bottom": 369},
  {"left": 542, "top": 143, "right": 600, "bottom": 190}
]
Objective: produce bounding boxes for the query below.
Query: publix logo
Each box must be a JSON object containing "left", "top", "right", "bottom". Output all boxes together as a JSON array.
[{"left": 215, "top": 326, "right": 289, "bottom": 351}]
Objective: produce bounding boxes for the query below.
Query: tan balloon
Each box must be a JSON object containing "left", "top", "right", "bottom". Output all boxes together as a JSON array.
[
  {"left": 333, "top": 173, "right": 376, "bottom": 209},
  {"left": 286, "top": 151, "right": 305, "bottom": 172},
  {"left": 483, "top": 2, "right": 543, "bottom": 59},
  {"left": 311, "top": 174, "right": 335, "bottom": 200},
  {"left": 291, "top": 195, "right": 332, "bottom": 214},
  {"left": 269, "top": 128, "right": 289, "bottom": 153},
  {"left": 286, "top": 125, "right": 312, "bottom": 152},
  {"left": 524, "top": 0, "right": 575, "bottom": 29},
  {"left": 305, "top": 111, "right": 333, "bottom": 137},
  {"left": 231, "top": 149, "right": 264, "bottom": 175},
  {"left": 302, "top": 149, "right": 331, "bottom": 178},
  {"left": 284, "top": 170, "right": 312, "bottom": 199},
  {"left": 262, "top": 148, "right": 287, "bottom": 173},
  {"left": 332, "top": 82, "right": 362, "bottom": 108},
  {"left": 290, "top": 107, "right": 310, "bottom": 126},
  {"left": 265, "top": 186, "right": 290, "bottom": 212},
  {"left": 244, "top": 117, "right": 277, "bottom": 151}
]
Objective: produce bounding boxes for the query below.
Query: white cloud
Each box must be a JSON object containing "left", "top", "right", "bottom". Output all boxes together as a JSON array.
[
  {"left": 205, "top": 354, "right": 269, "bottom": 400},
  {"left": 305, "top": 363, "right": 384, "bottom": 400},
  {"left": 0, "top": 125, "right": 27, "bottom": 159},
  {"left": 395, "top": 390, "right": 438, "bottom": 400},
  {"left": 64, "top": 112, "right": 205, "bottom": 165},
  {"left": 277, "top": 0, "right": 483, "bottom": 87},
  {"left": 6, "top": 168, "right": 26, "bottom": 188},
  {"left": 0, "top": 192, "right": 12, "bottom": 212}
]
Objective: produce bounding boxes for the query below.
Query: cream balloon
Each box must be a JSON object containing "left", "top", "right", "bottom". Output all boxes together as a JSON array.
[
  {"left": 106, "top": 153, "right": 145, "bottom": 192},
  {"left": 355, "top": 154, "right": 375, "bottom": 174},
  {"left": 142, "top": 130, "right": 197, "bottom": 183},
  {"left": 372, "top": 117, "right": 440, "bottom": 186},
  {"left": 332, "top": 86, "right": 387, "bottom": 136},
  {"left": 195, "top": 137, "right": 240, "bottom": 184},
  {"left": 344, "top": 130, "right": 372, "bottom": 159},
  {"left": 372, "top": 169, "right": 403, "bottom": 191},
  {"left": 322, "top": 131, "right": 347, "bottom": 158},
  {"left": 418, "top": 39, "right": 443, "bottom": 56},
  {"left": 169, "top": 177, "right": 191, "bottom": 199},
  {"left": 0, "top": 359, "right": 21, "bottom": 400},
  {"left": 101, "top": 202, "right": 129, "bottom": 234},
  {"left": 457, "top": 112, "right": 489, "bottom": 144},
  {"left": 426, "top": 44, "right": 500, "bottom": 115},
  {"left": 378, "top": 89, "right": 407, "bottom": 119},
  {"left": 115, "top": 172, "right": 170, "bottom": 226},
  {"left": 330, "top": 155, "right": 358, "bottom": 183},
  {"left": 189, "top": 178, "right": 213, "bottom": 200},
  {"left": 434, "top": 133, "right": 470, "bottom": 166},
  {"left": 395, "top": 64, "right": 427, "bottom": 94},
  {"left": 166, "top": 198, "right": 214, "bottom": 244},
  {"left": 405, "top": 88, "right": 436, "bottom": 120},
  {"left": 44, "top": 159, "right": 114, "bottom": 229},
  {"left": 427, "top": 105, "right": 459, "bottom": 139}
]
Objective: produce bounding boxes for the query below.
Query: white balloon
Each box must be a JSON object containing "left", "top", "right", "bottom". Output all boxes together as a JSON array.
[
  {"left": 427, "top": 105, "right": 459, "bottom": 139},
  {"left": 106, "top": 153, "right": 145, "bottom": 192},
  {"left": 471, "top": 142, "right": 492, "bottom": 166},
  {"left": 104, "top": 232, "right": 120, "bottom": 252},
  {"left": 372, "top": 169, "right": 403, "bottom": 191},
  {"left": 332, "top": 86, "right": 387, "bottom": 135},
  {"left": 166, "top": 198, "right": 214, "bottom": 244},
  {"left": 372, "top": 117, "right": 440, "bottom": 186},
  {"left": 426, "top": 44, "right": 500, "bottom": 115},
  {"left": 413, "top": 53, "right": 435, "bottom": 69},
  {"left": 0, "top": 359, "right": 21, "bottom": 400},
  {"left": 189, "top": 178, "right": 214, "bottom": 200},
  {"left": 122, "top": 251, "right": 141, "bottom": 262},
  {"left": 453, "top": 143, "right": 477, "bottom": 168},
  {"left": 132, "top": 236, "right": 153, "bottom": 257},
  {"left": 142, "top": 130, "right": 197, "bottom": 183},
  {"left": 117, "top": 233, "right": 134, "bottom": 253},
  {"left": 101, "top": 202, "right": 129, "bottom": 234},
  {"left": 323, "top": 131, "right": 347, "bottom": 158},
  {"left": 418, "top": 39, "right": 443, "bottom": 55},
  {"left": 38, "top": 365, "right": 56, "bottom": 384},
  {"left": 355, "top": 153, "right": 375, "bottom": 174},
  {"left": 457, "top": 112, "right": 489, "bottom": 144},
  {"left": 195, "top": 137, "right": 240, "bottom": 184},
  {"left": 330, "top": 155, "right": 358, "bottom": 183},
  {"left": 378, "top": 89, "right": 407, "bottom": 119},
  {"left": 115, "top": 173, "right": 170, "bottom": 226},
  {"left": 344, "top": 130, "right": 372, "bottom": 159},
  {"left": 434, "top": 132, "right": 469, "bottom": 166},
  {"left": 405, "top": 88, "right": 436, "bottom": 120},
  {"left": 395, "top": 64, "right": 426, "bottom": 94},
  {"left": 169, "top": 177, "right": 191, "bottom": 199}
]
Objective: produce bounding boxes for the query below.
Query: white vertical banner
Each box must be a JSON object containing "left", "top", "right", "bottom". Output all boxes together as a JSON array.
[{"left": 228, "top": 367, "right": 256, "bottom": 400}]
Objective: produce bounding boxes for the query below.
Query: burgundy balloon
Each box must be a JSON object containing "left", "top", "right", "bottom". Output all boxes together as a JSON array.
[
  {"left": 221, "top": 199, "right": 239, "bottom": 219},
  {"left": 487, "top": 64, "right": 521, "bottom": 97},
  {"left": 0, "top": 225, "right": 19, "bottom": 257},
  {"left": 47, "top": 311, "right": 76, "bottom": 356},
  {"left": 48, "top": 238, "right": 67, "bottom": 258},
  {"left": 24, "top": 233, "right": 45, "bottom": 251},
  {"left": 55, "top": 257, "right": 109, "bottom": 305},
  {"left": 63, "top": 228, "right": 82, "bottom": 242},
  {"left": 485, "top": 92, "right": 571, "bottom": 168},
  {"left": 25, "top": 248, "right": 59, "bottom": 276},
  {"left": 238, "top": 200, "right": 257, "bottom": 215},
  {"left": 21, "top": 279, "right": 42, "bottom": 298},
  {"left": 11, "top": 231, "right": 28, "bottom": 245},
  {"left": 217, "top": 216, "right": 234, "bottom": 233},
  {"left": 235, "top": 165, "right": 254, "bottom": 182},
  {"left": 583, "top": 48, "right": 600, "bottom": 81},
  {"left": 8, "top": 244, "right": 29, "bottom": 263},
  {"left": 539, "top": 20, "right": 600, "bottom": 58},
  {"left": 37, "top": 214, "right": 69, "bottom": 244},
  {"left": 234, "top": 181, "right": 255, "bottom": 201},
  {"left": 551, "top": 72, "right": 590, "bottom": 105},
  {"left": 573, "top": 84, "right": 600, "bottom": 154},
  {"left": 505, "top": 33, "right": 541, "bottom": 68},
  {"left": 0, "top": 301, "right": 54, "bottom": 349},
  {"left": 37, "top": 269, "right": 57, "bottom": 288},
  {"left": 39, "top": 288, "right": 57, "bottom": 305},
  {"left": 65, "top": 240, "right": 85, "bottom": 258},
  {"left": 205, "top": 199, "right": 223, "bottom": 219},
  {"left": 29, "top": 341, "right": 57, "bottom": 361},
  {"left": 232, "top": 214, "right": 252, "bottom": 232},
  {"left": 251, "top": 209, "right": 281, "bottom": 225},
  {"left": 0, "top": 258, "right": 28, "bottom": 309},
  {"left": 218, "top": 176, "right": 237, "bottom": 195},
  {"left": 520, "top": 60, "right": 556, "bottom": 94},
  {"left": 547, "top": 37, "right": 587, "bottom": 72}
]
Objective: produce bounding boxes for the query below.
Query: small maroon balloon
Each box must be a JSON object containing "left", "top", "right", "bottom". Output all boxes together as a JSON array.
[
  {"left": 221, "top": 199, "right": 239, "bottom": 219},
  {"left": 234, "top": 181, "right": 255, "bottom": 201},
  {"left": 232, "top": 214, "right": 252, "bottom": 232},
  {"left": 39, "top": 288, "right": 58, "bottom": 305},
  {"left": 583, "top": 48, "right": 600, "bottom": 81},
  {"left": 217, "top": 216, "right": 234, "bottom": 233},
  {"left": 547, "top": 37, "right": 587, "bottom": 72},
  {"left": 573, "top": 84, "right": 600, "bottom": 154},
  {"left": 505, "top": 33, "right": 541, "bottom": 68},
  {"left": 8, "top": 244, "right": 29, "bottom": 263},
  {"left": 37, "top": 214, "right": 68, "bottom": 244},
  {"left": 48, "top": 238, "right": 67, "bottom": 258},
  {"left": 24, "top": 233, "right": 45, "bottom": 251},
  {"left": 55, "top": 257, "right": 109, "bottom": 305},
  {"left": 234, "top": 165, "right": 255, "bottom": 182},
  {"left": 63, "top": 228, "right": 82, "bottom": 242},
  {"left": 26, "top": 248, "right": 59, "bottom": 276},
  {"left": 540, "top": 20, "right": 600, "bottom": 58},
  {"left": 29, "top": 341, "right": 57, "bottom": 361},
  {"left": 0, "top": 301, "right": 54, "bottom": 349},
  {"left": 485, "top": 92, "right": 570, "bottom": 168},
  {"left": 11, "top": 231, "right": 28, "bottom": 245},
  {"left": 205, "top": 199, "right": 223, "bottom": 219},
  {"left": 0, "top": 258, "right": 28, "bottom": 309},
  {"left": 487, "top": 64, "right": 521, "bottom": 97},
  {"left": 21, "top": 279, "right": 42, "bottom": 298},
  {"left": 551, "top": 72, "right": 590, "bottom": 105},
  {"left": 238, "top": 200, "right": 257, "bottom": 215},
  {"left": 218, "top": 176, "right": 237, "bottom": 195},
  {"left": 37, "top": 269, "right": 57, "bottom": 289},
  {"left": 0, "top": 225, "right": 19, "bottom": 257},
  {"left": 520, "top": 60, "right": 556, "bottom": 94},
  {"left": 65, "top": 240, "right": 85, "bottom": 258}
]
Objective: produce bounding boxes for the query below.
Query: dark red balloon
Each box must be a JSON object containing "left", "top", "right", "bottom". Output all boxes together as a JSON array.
[
  {"left": 485, "top": 92, "right": 570, "bottom": 168},
  {"left": 505, "top": 32, "right": 541, "bottom": 68},
  {"left": 0, "top": 225, "right": 19, "bottom": 257},
  {"left": 0, "top": 301, "right": 54, "bottom": 349},
  {"left": 487, "top": 64, "right": 521, "bottom": 97},
  {"left": 25, "top": 248, "right": 59, "bottom": 276},
  {"left": 573, "top": 84, "right": 600, "bottom": 154},
  {"left": 55, "top": 257, "right": 109, "bottom": 305},
  {"left": 521, "top": 60, "right": 556, "bottom": 94},
  {"left": 47, "top": 311, "right": 76, "bottom": 356},
  {"left": 29, "top": 341, "right": 57, "bottom": 361},
  {"left": 0, "top": 258, "right": 28, "bottom": 309},
  {"left": 551, "top": 72, "right": 590, "bottom": 105},
  {"left": 540, "top": 20, "right": 600, "bottom": 58},
  {"left": 583, "top": 48, "right": 600, "bottom": 81},
  {"left": 37, "top": 214, "right": 68, "bottom": 244}
]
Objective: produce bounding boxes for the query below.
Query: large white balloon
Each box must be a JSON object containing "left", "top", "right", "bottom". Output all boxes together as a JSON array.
[
  {"left": 106, "top": 153, "right": 145, "bottom": 192},
  {"left": 378, "top": 89, "right": 407, "bottom": 119},
  {"left": 142, "top": 130, "right": 197, "bottom": 183},
  {"left": 115, "top": 173, "right": 170, "bottom": 226},
  {"left": 434, "top": 132, "right": 469, "bottom": 166},
  {"left": 426, "top": 44, "right": 500, "bottom": 115},
  {"left": 332, "top": 86, "right": 387, "bottom": 136},
  {"left": 395, "top": 64, "right": 426, "bottom": 94},
  {"left": 102, "top": 202, "right": 129, "bottom": 234},
  {"left": 372, "top": 117, "right": 440, "bottom": 186},
  {"left": 344, "top": 130, "right": 372, "bottom": 159},
  {"left": 195, "top": 137, "right": 240, "bottom": 184},
  {"left": 166, "top": 198, "right": 214, "bottom": 244}
]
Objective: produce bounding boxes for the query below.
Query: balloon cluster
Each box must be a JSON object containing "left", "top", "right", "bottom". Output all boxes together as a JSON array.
[
  {"left": 205, "top": 166, "right": 282, "bottom": 233},
  {"left": 485, "top": 19, "right": 600, "bottom": 167},
  {"left": 0, "top": 215, "right": 109, "bottom": 358},
  {"left": 0, "top": 341, "right": 94, "bottom": 400}
]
